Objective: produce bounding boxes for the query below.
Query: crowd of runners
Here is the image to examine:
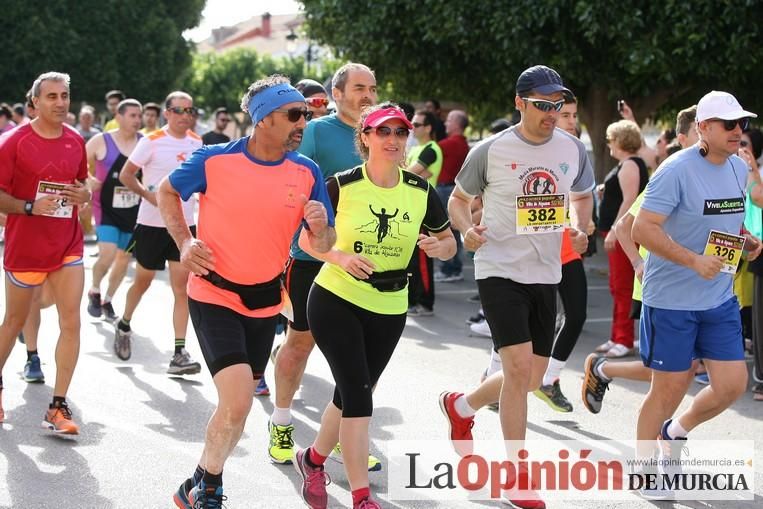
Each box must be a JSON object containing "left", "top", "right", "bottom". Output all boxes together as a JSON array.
[{"left": 0, "top": 63, "right": 761, "bottom": 509}]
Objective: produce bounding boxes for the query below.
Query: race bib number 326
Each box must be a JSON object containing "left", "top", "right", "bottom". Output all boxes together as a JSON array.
[
  {"left": 516, "top": 194, "right": 565, "bottom": 234},
  {"left": 703, "top": 230, "right": 745, "bottom": 274}
]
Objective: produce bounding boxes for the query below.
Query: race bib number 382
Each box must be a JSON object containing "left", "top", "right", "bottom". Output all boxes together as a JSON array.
[
  {"left": 516, "top": 194, "right": 566, "bottom": 234},
  {"left": 704, "top": 230, "right": 745, "bottom": 274}
]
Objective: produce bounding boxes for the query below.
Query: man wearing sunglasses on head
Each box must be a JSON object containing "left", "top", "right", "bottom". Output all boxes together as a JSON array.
[
  {"left": 201, "top": 107, "right": 231, "bottom": 146},
  {"left": 295, "top": 79, "right": 330, "bottom": 119},
  {"left": 439, "top": 65, "right": 594, "bottom": 509},
  {"left": 160, "top": 75, "right": 335, "bottom": 509},
  {"left": 115, "top": 91, "right": 203, "bottom": 375},
  {"left": 268, "top": 62, "right": 382, "bottom": 471},
  {"left": 630, "top": 91, "right": 761, "bottom": 487}
]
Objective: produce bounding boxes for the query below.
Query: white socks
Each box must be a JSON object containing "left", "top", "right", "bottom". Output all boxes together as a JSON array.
[
  {"left": 667, "top": 418, "right": 688, "bottom": 439},
  {"left": 542, "top": 357, "right": 566, "bottom": 386},
  {"left": 595, "top": 360, "right": 612, "bottom": 381},
  {"left": 485, "top": 349, "right": 502, "bottom": 377},
  {"left": 454, "top": 394, "right": 477, "bottom": 418},
  {"left": 271, "top": 406, "right": 292, "bottom": 426}
]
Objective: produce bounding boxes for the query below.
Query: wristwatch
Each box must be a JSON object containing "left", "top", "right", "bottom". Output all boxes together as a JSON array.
[{"left": 24, "top": 200, "right": 33, "bottom": 216}]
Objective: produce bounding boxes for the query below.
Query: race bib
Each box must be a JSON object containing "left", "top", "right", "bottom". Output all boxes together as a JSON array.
[
  {"left": 112, "top": 186, "right": 140, "bottom": 209},
  {"left": 703, "top": 230, "right": 745, "bottom": 274},
  {"left": 35, "top": 181, "right": 73, "bottom": 218},
  {"left": 516, "top": 194, "right": 566, "bottom": 234}
]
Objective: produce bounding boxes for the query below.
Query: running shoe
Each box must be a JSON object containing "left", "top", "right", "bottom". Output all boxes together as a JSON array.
[
  {"left": 187, "top": 481, "right": 226, "bottom": 509},
  {"left": 294, "top": 448, "right": 330, "bottom": 509},
  {"left": 466, "top": 310, "right": 485, "bottom": 324},
  {"left": 753, "top": 382, "right": 763, "bottom": 401},
  {"left": 173, "top": 477, "right": 194, "bottom": 509},
  {"left": 168, "top": 348, "right": 202, "bottom": 376},
  {"left": 407, "top": 304, "right": 433, "bottom": 317},
  {"left": 42, "top": 401, "right": 79, "bottom": 435},
  {"left": 438, "top": 391, "right": 474, "bottom": 456},
  {"left": 467, "top": 293, "right": 481, "bottom": 303},
  {"left": 354, "top": 497, "right": 382, "bottom": 509},
  {"left": 581, "top": 354, "right": 609, "bottom": 414},
  {"left": 23, "top": 354, "right": 45, "bottom": 383},
  {"left": 604, "top": 343, "right": 634, "bottom": 358},
  {"left": 694, "top": 372, "right": 710, "bottom": 385},
  {"left": 594, "top": 340, "right": 615, "bottom": 353},
  {"left": 502, "top": 470, "right": 546, "bottom": 508},
  {"left": 114, "top": 327, "right": 132, "bottom": 361},
  {"left": 254, "top": 377, "right": 270, "bottom": 396},
  {"left": 329, "top": 443, "right": 382, "bottom": 471},
  {"left": 435, "top": 272, "right": 464, "bottom": 283},
  {"left": 657, "top": 419, "right": 687, "bottom": 478},
  {"left": 101, "top": 301, "right": 118, "bottom": 322},
  {"left": 87, "top": 290, "right": 102, "bottom": 318},
  {"left": 533, "top": 380, "right": 572, "bottom": 412},
  {"left": 268, "top": 419, "right": 295, "bottom": 464},
  {"left": 469, "top": 319, "right": 491, "bottom": 337}
]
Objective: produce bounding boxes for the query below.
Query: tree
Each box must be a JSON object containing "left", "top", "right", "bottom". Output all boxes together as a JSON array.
[
  {"left": 300, "top": 0, "right": 763, "bottom": 179},
  {"left": 0, "top": 0, "right": 204, "bottom": 109},
  {"left": 185, "top": 48, "right": 340, "bottom": 135}
]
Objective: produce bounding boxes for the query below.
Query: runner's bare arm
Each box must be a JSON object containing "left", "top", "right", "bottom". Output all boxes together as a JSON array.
[
  {"left": 569, "top": 191, "right": 593, "bottom": 233},
  {"left": 449, "top": 186, "right": 486, "bottom": 251},
  {"left": 85, "top": 133, "right": 104, "bottom": 190},
  {"left": 119, "top": 160, "right": 155, "bottom": 206},
  {"left": 0, "top": 189, "right": 58, "bottom": 215}
]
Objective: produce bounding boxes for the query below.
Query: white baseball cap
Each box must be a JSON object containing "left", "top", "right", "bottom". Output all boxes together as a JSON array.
[{"left": 696, "top": 91, "right": 757, "bottom": 122}]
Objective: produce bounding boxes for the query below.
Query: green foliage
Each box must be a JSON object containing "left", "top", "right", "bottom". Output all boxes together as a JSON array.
[
  {"left": 0, "top": 0, "right": 204, "bottom": 106},
  {"left": 185, "top": 48, "right": 340, "bottom": 130},
  {"left": 300, "top": 0, "right": 763, "bottom": 177}
]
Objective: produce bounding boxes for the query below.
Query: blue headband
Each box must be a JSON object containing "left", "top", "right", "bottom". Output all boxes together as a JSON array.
[{"left": 248, "top": 83, "right": 305, "bottom": 124}]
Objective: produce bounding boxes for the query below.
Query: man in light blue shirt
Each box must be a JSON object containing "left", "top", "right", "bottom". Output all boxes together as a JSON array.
[{"left": 632, "top": 91, "right": 760, "bottom": 468}]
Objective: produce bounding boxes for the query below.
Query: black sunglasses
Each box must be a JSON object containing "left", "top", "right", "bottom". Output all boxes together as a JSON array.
[
  {"left": 272, "top": 108, "right": 313, "bottom": 122},
  {"left": 521, "top": 97, "right": 565, "bottom": 113},
  {"left": 709, "top": 118, "right": 750, "bottom": 131},
  {"left": 365, "top": 126, "right": 410, "bottom": 138},
  {"left": 167, "top": 106, "right": 198, "bottom": 116}
]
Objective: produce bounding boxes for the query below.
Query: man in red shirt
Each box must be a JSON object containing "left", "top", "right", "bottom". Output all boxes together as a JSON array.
[
  {"left": 435, "top": 109, "right": 470, "bottom": 281},
  {"left": 0, "top": 72, "right": 91, "bottom": 433}
]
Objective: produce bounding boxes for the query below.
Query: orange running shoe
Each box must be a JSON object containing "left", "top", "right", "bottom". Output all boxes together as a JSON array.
[{"left": 42, "top": 402, "right": 79, "bottom": 435}]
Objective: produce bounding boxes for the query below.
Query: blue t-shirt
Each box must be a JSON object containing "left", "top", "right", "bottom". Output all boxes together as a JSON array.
[
  {"left": 641, "top": 147, "right": 747, "bottom": 311},
  {"left": 291, "top": 113, "right": 362, "bottom": 261}
]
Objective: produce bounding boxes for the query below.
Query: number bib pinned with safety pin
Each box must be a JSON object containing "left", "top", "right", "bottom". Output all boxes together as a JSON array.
[
  {"left": 515, "top": 194, "right": 566, "bottom": 234},
  {"left": 703, "top": 229, "right": 745, "bottom": 274}
]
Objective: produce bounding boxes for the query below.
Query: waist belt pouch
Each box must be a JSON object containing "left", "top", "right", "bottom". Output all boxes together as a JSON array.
[
  {"left": 366, "top": 271, "right": 409, "bottom": 292},
  {"left": 202, "top": 272, "right": 282, "bottom": 310}
]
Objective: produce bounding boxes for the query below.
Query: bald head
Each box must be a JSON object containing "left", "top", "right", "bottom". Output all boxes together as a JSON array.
[{"left": 446, "top": 109, "right": 468, "bottom": 136}]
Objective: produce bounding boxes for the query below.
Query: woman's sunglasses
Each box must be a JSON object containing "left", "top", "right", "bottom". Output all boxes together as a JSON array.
[
  {"left": 709, "top": 118, "right": 750, "bottom": 131},
  {"left": 306, "top": 97, "right": 329, "bottom": 108},
  {"left": 521, "top": 97, "right": 565, "bottom": 113},
  {"left": 365, "top": 126, "right": 410, "bottom": 138},
  {"left": 273, "top": 108, "right": 313, "bottom": 122}
]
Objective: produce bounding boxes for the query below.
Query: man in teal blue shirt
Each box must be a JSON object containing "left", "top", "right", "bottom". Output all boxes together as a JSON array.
[{"left": 267, "top": 63, "right": 382, "bottom": 471}]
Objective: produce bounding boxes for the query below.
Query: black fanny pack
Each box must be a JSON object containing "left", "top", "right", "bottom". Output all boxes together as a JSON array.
[
  {"left": 201, "top": 271, "right": 282, "bottom": 310},
  {"left": 355, "top": 269, "right": 410, "bottom": 292}
]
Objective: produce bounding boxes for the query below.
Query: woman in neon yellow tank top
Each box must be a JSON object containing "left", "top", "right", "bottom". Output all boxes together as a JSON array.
[{"left": 292, "top": 103, "right": 456, "bottom": 509}]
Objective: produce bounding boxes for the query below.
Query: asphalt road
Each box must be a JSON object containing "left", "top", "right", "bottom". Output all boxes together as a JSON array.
[{"left": 0, "top": 244, "right": 760, "bottom": 508}]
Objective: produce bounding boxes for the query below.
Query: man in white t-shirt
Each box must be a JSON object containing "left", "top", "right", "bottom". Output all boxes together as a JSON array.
[
  {"left": 438, "top": 66, "right": 595, "bottom": 509},
  {"left": 115, "top": 91, "right": 202, "bottom": 375}
]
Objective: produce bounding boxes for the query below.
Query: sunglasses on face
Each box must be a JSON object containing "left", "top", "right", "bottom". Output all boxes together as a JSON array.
[
  {"left": 365, "top": 126, "right": 410, "bottom": 138},
  {"left": 521, "top": 97, "right": 565, "bottom": 113},
  {"left": 273, "top": 108, "right": 313, "bottom": 122},
  {"left": 709, "top": 117, "right": 750, "bottom": 131},
  {"left": 167, "top": 106, "right": 198, "bottom": 116},
  {"left": 306, "top": 97, "right": 329, "bottom": 108}
]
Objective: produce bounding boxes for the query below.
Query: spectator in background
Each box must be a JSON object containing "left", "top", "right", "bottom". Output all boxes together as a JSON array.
[
  {"left": 25, "top": 90, "right": 37, "bottom": 120},
  {"left": 201, "top": 107, "right": 231, "bottom": 145},
  {"left": 66, "top": 112, "right": 77, "bottom": 127},
  {"left": 490, "top": 118, "right": 512, "bottom": 134},
  {"left": 424, "top": 98, "right": 446, "bottom": 141},
  {"left": 103, "top": 90, "right": 125, "bottom": 132},
  {"left": 595, "top": 120, "right": 649, "bottom": 358},
  {"left": 11, "top": 103, "right": 28, "bottom": 125},
  {"left": 77, "top": 106, "right": 100, "bottom": 142},
  {"left": 406, "top": 110, "right": 444, "bottom": 316},
  {"left": 141, "top": 102, "right": 161, "bottom": 134},
  {"left": 434, "top": 109, "right": 470, "bottom": 282},
  {"left": 295, "top": 79, "right": 330, "bottom": 119},
  {"left": 619, "top": 99, "right": 675, "bottom": 170},
  {"left": 0, "top": 104, "right": 14, "bottom": 134}
]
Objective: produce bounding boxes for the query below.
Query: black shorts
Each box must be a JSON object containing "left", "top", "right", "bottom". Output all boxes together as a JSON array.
[
  {"left": 127, "top": 224, "right": 196, "bottom": 271},
  {"left": 284, "top": 257, "right": 322, "bottom": 331},
  {"left": 188, "top": 297, "right": 278, "bottom": 377},
  {"left": 477, "top": 277, "right": 556, "bottom": 356}
]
